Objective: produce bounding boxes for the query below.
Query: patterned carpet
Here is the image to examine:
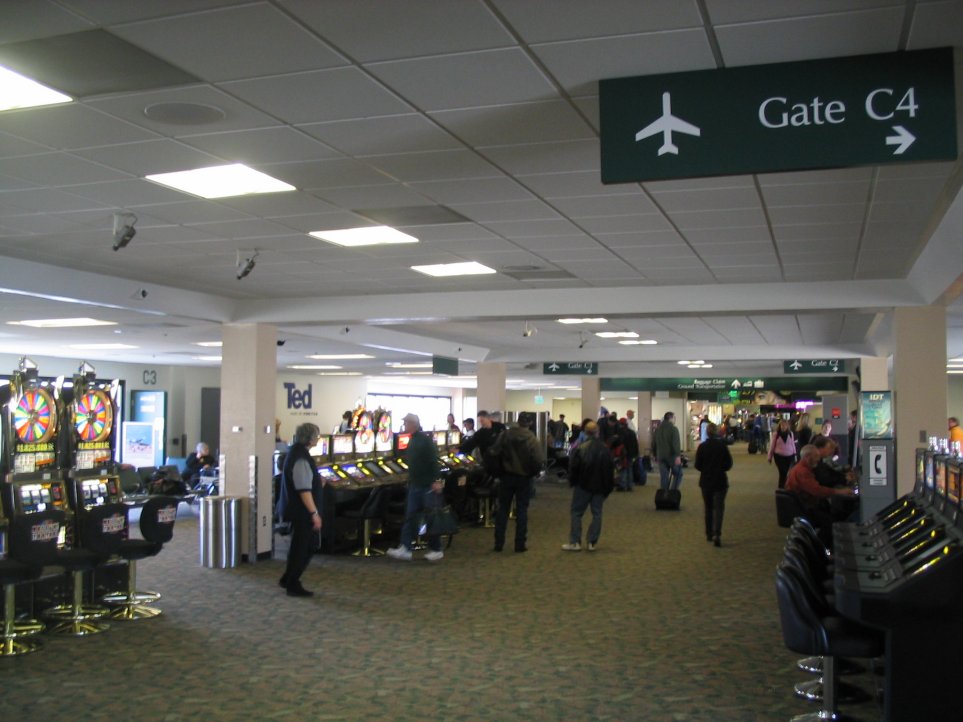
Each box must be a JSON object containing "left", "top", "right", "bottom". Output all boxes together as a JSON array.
[{"left": 2, "top": 445, "right": 881, "bottom": 721}]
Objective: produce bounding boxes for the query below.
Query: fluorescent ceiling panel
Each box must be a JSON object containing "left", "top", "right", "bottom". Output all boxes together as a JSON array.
[
  {"left": 410, "top": 261, "right": 496, "bottom": 277},
  {"left": 10, "top": 317, "right": 115, "bottom": 328},
  {"left": 310, "top": 226, "right": 418, "bottom": 247},
  {"left": 0, "top": 66, "right": 72, "bottom": 110},
  {"left": 146, "top": 164, "right": 295, "bottom": 198}
]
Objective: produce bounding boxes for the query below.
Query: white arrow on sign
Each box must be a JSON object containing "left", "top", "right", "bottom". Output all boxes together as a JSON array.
[
  {"left": 885, "top": 125, "right": 915, "bottom": 155},
  {"left": 731, "top": 379, "right": 741, "bottom": 389}
]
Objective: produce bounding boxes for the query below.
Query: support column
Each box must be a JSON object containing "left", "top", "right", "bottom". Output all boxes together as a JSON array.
[
  {"left": 220, "top": 323, "right": 277, "bottom": 561},
  {"left": 637, "top": 391, "right": 653, "bottom": 452},
  {"left": 859, "top": 356, "right": 889, "bottom": 391},
  {"left": 893, "top": 306, "right": 947, "bottom": 496},
  {"left": 581, "top": 377, "right": 601, "bottom": 424},
  {"left": 477, "top": 362, "right": 506, "bottom": 414}
]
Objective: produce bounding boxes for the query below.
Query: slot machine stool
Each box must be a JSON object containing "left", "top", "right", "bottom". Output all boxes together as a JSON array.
[
  {"left": 103, "top": 496, "right": 179, "bottom": 620},
  {"left": 345, "top": 486, "right": 390, "bottom": 557},
  {"left": 43, "top": 503, "right": 128, "bottom": 637},
  {"left": 470, "top": 483, "right": 496, "bottom": 528},
  {"left": 0, "top": 510, "right": 65, "bottom": 657},
  {"left": 775, "top": 562, "right": 883, "bottom": 722}
]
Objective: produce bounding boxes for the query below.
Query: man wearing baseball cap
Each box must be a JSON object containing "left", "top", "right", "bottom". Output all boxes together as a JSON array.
[{"left": 387, "top": 413, "right": 444, "bottom": 562}]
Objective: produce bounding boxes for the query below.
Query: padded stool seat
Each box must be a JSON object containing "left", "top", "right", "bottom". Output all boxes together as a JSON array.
[
  {"left": 0, "top": 559, "right": 43, "bottom": 656},
  {"left": 470, "top": 484, "right": 495, "bottom": 528},
  {"left": 776, "top": 489, "right": 807, "bottom": 528},
  {"left": 343, "top": 486, "right": 390, "bottom": 557}
]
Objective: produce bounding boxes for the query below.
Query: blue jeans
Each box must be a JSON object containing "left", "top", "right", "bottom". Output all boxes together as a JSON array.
[
  {"left": 659, "top": 460, "right": 683, "bottom": 491},
  {"left": 618, "top": 466, "right": 633, "bottom": 490},
  {"left": 400, "top": 486, "right": 442, "bottom": 552},
  {"left": 495, "top": 474, "right": 532, "bottom": 551},
  {"left": 569, "top": 486, "right": 605, "bottom": 545}
]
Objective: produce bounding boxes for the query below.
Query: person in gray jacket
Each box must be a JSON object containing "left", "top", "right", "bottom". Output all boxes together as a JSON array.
[{"left": 652, "top": 411, "right": 683, "bottom": 491}]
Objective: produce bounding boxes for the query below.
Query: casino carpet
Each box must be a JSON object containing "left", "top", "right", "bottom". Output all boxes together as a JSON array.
[{"left": 2, "top": 445, "right": 882, "bottom": 721}]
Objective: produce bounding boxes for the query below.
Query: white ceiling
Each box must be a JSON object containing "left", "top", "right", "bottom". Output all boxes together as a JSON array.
[{"left": 0, "top": 0, "right": 961, "bottom": 387}]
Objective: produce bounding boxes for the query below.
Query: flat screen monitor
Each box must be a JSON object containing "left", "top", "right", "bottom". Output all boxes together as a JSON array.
[
  {"left": 946, "top": 460, "right": 960, "bottom": 510},
  {"left": 924, "top": 451, "right": 935, "bottom": 493},
  {"left": 395, "top": 433, "right": 411, "bottom": 453},
  {"left": 309, "top": 435, "right": 331, "bottom": 461},
  {"left": 935, "top": 456, "right": 947, "bottom": 499},
  {"left": 361, "top": 461, "right": 387, "bottom": 477},
  {"left": 332, "top": 434, "right": 354, "bottom": 458},
  {"left": 432, "top": 430, "right": 447, "bottom": 448},
  {"left": 448, "top": 430, "right": 461, "bottom": 447}
]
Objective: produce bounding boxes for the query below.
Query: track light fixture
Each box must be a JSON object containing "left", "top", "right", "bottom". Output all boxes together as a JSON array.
[
  {"left": 236, "top": 249, "right": 258, "bottom": 280},
  {"left": 111, "top": 212, "right": 137, "bottom": 251},
  {"left": 522, "top": 321, "right": 537, "bottom": 338}
]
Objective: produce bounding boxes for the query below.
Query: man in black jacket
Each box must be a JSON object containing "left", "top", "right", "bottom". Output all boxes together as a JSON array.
[
  {"left": 694, "top": 423, "right": 733, "bottom": 547},
  {"left": 489, "top": 411, "right": 543, "bottom": 553},
  {"left": 562, "top": 421, "right": 614, "bottom": 552},
  {"left": 459, "top": 410, "right": 505, "bottom": 458}
]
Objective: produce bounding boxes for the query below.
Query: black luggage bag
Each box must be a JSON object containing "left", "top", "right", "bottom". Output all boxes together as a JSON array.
[
  {"left": 654, "top": 488, "right": 681, "bottom": 510},
  {"left": 747, "top": 439, "right": 758, "bottom": 454}
]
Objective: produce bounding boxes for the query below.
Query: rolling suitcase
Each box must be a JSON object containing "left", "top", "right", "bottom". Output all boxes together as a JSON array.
[
  {"left": 747, "top": 439, "right": 758, "bottom": 454},
  {"left": 654, "top": 488, "right": 681, "bottom": 510}
]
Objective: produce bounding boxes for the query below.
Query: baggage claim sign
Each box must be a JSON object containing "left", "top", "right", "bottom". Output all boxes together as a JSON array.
[{"left": 600, "top": 48, "right": 957, "bottom": 183}]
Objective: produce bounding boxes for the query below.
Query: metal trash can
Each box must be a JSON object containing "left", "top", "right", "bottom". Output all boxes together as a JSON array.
[{"left": 200, "top": 496, "right": 241, "bottom": 568}]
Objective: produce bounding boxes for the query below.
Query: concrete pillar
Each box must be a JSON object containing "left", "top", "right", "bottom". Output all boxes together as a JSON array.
[
  {"left": 581, "top": 376, "right": 601, "bottom": 424},
  {"left": 220, "top": 323, "right": 277, "bottom": 561},
  {"left": 477, "top": 362, "right": 506, "bottom": 414},
  {"left": 860, "top": 356, "right": 889, "bottom": 391},
  {"left": 637, "top": 391, "right": 653, "bottom": 452},
  {"left": 893, "top": 306, "right": 947, "bottom": 496}
]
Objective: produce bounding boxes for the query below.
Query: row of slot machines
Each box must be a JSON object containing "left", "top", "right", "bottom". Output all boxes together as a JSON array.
[
  {"left": 831, "top": 440, "right": 963, "bottom": 721},
  {"left": 306, "top": 426, "right": 475, "bottom": 490},
  {"left": 0, "top": 360, "right": 125, "bottom": 555}
]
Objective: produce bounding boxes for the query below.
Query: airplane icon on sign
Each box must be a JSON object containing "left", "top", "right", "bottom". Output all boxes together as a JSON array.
[
  {"left": 635, "top": 92, "right": 701, "bottom": 156},
  {"left": 548, "top": 363, "right": 560, "bottom": 372},
  {"left": 789, "top": 360, "right": 803, "bottom": 370}
]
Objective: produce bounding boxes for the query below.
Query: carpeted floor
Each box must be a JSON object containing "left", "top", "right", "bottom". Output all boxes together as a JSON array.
[{"left": 2, "top": 445, "right": 881, "bottom": 721}]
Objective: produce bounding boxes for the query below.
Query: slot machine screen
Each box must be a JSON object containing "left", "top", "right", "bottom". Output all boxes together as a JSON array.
[
  {"left": 432, "top": 430, "right": 447, "bottom": 448},
  {"left": 309, "top": 435, "right": 331, "bottom": 461},
  {"left": 354, "top": 429, "right": 375, "bottom": 456},
  {"left": 332, "top": 434, "right": 354, "bottom": 458},
  {"left": 338, "top": 463, "right": 366, "bottom": 481},
  {"left": 946, "top": 461, "right": 960, "bottom": 509},
  {"left": 916, "top": 448, "right": 926, "bottom": 492},
  {"left": 935, "top": 456, "right": 947, "bottom": 499},
  {"left": 362, "top": 461, "right": 387, "bottom": 477},
  {"left": 395, "top": 433, "right": 411, "bottom": 452},
  {"left": 382, "top": 460, "right": 404, "bottom": 474},
  {"left": 448, "top": 430, "right": 461, "bottom": 446},
  {"left": 317, "top": 466, "right": 339, "bottom": 483},
  {"left": 925, "top": 453, "right": 935, "bottom": 493}
]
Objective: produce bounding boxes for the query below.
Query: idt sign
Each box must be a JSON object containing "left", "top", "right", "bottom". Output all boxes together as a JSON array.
[{"left": 284, "top": 382, "right": 313, "bottom": 410}]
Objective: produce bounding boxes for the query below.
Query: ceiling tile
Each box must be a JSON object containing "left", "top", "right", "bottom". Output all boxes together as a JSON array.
[
  {"left": 651, "top": 186, "right": 762, "bottom": 213},
  {"left": 448, "top": 199, "right": 561, "bottom": 223},
  {"left": 261, "top": 158, "right": 392, "bottom": 189},
  {"left": 298, "top": 115, "right": 461, "bottom": 156},
  {"left": 112, "top": 3, "right": 345, "bottom": 82},
  {"left": 0, "top": 152, "right": 129, "bottom": 185},
  {"left": 431, "top": 100, "right": 595, "bottom": 146},
  {"left": 0, "top": 104, "right": 156, "bottom": 149},
  {"left": 408, "top": 177, "right": 534, "bottom": 205},
  {"left": 72, "top": 139, "right": 223, "bottom": 176},
  {"left": 366, "top": 49, "right": 556, "bottom": 111},
  {"left": 222, "top": 68, "right": 411, "bottom": 124},
  {"left": 478, "top": 139, "right": 599, "bottom": 176},
  {"left": 0, "top": 0, "right": 93, "bottom": 43},
  {"left": 181, "top": 127, "right": 340, "bottom": 165},
  {"left": 365, "top": 149, "right": 502, "bottom": 182}
]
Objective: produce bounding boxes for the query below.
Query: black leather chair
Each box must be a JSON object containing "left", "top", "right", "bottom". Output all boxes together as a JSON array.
[
  {"left": 775, "top": 489, "right": 808, "bottom": 527},
  {"left": 0, "top": 510, "right": 64, "bottom": 656},
  {"left": 43, "top": 502, "right": 128, "bottom": 636},
  {"left": 103, "top": 496, "right": 179, "bottom": 620},
  {"left": 344, "top": 486, "right": 390, "bottom": 557},
  {"left": 775, "top": 562, "right": 883, "bottom": 721}
]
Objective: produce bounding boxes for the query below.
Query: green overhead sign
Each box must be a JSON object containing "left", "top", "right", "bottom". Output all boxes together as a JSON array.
[
  {"left": 601, "top": 377, "right": 849, "bottom": 393},
  {"left": 783, "top": 359, "right": 845, "bottom": 374},
  {"left": 543, "top": 362, "right": 597, "bottom": 376},
  {"left": 600, "top": 48, "right": 957, "bottom": 183},
  {"left": 432, "top": 356, "right": 458, "bottom": 376}
]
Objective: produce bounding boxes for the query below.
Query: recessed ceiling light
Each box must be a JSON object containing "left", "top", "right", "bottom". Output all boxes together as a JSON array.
[
  {"left": 386, "top": 362, "right": 432, "bottom": 368},
  {"left": 411, "top": 261, "right": 496, "bottom": 277},
  {"left": 10, "top": 317, "right": 117, "bottom": 328},
  {"left": 307, "top": 354, "right": 374, "bottom": 360},
  {"left": 596, "top": 331, "right": 638, "bottom": 339},
  {"left": 67, "top": 343, "right": 138, "bottom": 350},
  {"left": 287, "top": 365, "right": 342, "bottom": 370},
  {"left": 194, "top": 355, "right": 222, "bottom": 361},
  {"left": 557, "top": 318, "right": 608, "bottom": 324},
  {"left": 145, "top": 164, "right": 295, "bottom": 199},
  {"left": 317, "top": 371, "right": 362, "bottom": 376},
  {"left": 194, "top": 341, "right": 222, "bottom": 347},
  {"left": 619, "top": 339, "right": 658, "bottom": 345},
  {"left": 0, "top": 66, "right": 72, "bottom": 111},
  {"left": 310, "top": 226, "right": 418, "bottom": 247},
  {"left": 384, "top": 371, "right": 433, "bottom": 375}
]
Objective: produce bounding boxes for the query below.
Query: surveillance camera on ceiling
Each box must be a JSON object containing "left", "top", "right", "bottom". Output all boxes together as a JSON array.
[
  {"left": 112, "top": 212, "right": 137, "bottom": 251},
  {"left": 236, "top": 249, "right": 258, "bottom": 280},
  {"left": 522, "top": 321, "right": 537, "bottom": 338}
]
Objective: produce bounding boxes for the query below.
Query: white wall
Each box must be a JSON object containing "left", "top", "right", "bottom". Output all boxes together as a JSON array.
[{"left": 950, "top": 375, "right": 963, "bottom": 422}]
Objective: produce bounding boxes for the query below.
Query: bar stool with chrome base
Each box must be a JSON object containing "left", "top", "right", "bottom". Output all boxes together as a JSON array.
[
  {"left": 43, "top": 502, "right": 127, "bottom": 637},
  {"left": 0, "top": 509, "right": 64, "bottom": 656},
  {"left": 102, "top": 496, "right": 179, "bottom": 620},
  {"left": 344, "top": 486, "right": 390, "bottom": 557}
]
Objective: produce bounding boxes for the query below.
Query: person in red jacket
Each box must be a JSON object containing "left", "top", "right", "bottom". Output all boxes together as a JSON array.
[{"left": 786, "top": 444, "right": 856, "bottom": 528}]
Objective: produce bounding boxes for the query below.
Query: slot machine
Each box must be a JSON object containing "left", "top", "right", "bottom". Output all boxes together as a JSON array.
[
  {"left": 2, "top": 359, "right": 70, "bottom": 545},
  {"left": 65, "top": 363, "right": 123, "bottom": 511}
]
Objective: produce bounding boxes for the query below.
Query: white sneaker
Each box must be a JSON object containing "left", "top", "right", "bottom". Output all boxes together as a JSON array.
[
  {"left": 424, "top": 550, "right": 444, "bottom": 562},
  {"left": 387, "top": 546, "right": 412, "bottom": 561},
  {"left": 586, "top": 542, "right": 597, "bottom": 551},
  {"left": 561, "top": 542, "right": 581, "bottom": 551}
]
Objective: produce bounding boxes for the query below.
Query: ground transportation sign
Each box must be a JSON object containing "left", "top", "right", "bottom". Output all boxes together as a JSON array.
[{"left": 600, "top": 48, "right": 957, "bottom": 183}]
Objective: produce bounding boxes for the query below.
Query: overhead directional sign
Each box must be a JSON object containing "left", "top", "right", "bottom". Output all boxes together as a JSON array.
[
  {"left": 600, "top": 48, "right": 957, "bottom": 183},
  {"left": 783, "top": 359, "right": 845, "bottom": 374},
  {"left": 543, "top": 362, "right": 597, "bottom": 376},
  {"left": 602, "top": 376, "right": 849, "bottom": 393}
]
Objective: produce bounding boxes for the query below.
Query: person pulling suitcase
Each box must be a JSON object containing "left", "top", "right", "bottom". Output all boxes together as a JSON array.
[{"left": 652, "top": 412, "right": 683, "bottom": 510}]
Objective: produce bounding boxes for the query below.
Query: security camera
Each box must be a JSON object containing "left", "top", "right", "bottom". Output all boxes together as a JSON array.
[
  {"left": 236, "top": 250, "right": 258, "bottom": 280},
  {"left": 276, "top": 339, "right": 286, "bottom": 347},
  {"left": 341, "top": 326, "right": 351, "bottom": 335},
  {"left": 112, "top": 212, "right": 137, "bottom": 251},
  {"left": 522, "top": 328, "right": 535, "bottom": 338},
  {"left": 138, "top": 288, "right": 148, "bottom": 299}
]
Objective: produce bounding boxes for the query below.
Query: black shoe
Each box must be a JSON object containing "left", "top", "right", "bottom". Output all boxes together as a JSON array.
[
  {"left": 278, "top": 575, "right": 288, "bottom": 588},
  {"left": 706, "top": 535, "right": 712, "bottom": 542},
  {"left": 514, "top": 546, "right": 527, "bottom": 553},
  {"left": 286, "top": 584, "right": 313, "bottom": 597},
  {"left": 713, "top": 536, "right": 721, "bottom": 547},
  {"left": 493, "top": 545, "right": 503, "bottom": 552}
]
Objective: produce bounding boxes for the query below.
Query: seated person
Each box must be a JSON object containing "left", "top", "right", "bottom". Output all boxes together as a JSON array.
[
  {"left": 811, "top": 436, "right": 855, "bottom": 488},
  {"left": 786, "top": 444, "right": 857, "bottom": 528},
  {"left": 185, "top": 442, "right": 216, "bottom": 487}
]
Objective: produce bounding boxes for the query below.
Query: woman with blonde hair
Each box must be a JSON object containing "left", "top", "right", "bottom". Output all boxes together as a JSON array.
[
  {"left": 794, "top": 413, "right": 813, "bottom": 448},
  {"left": 768, "top": 418, "right": 797, "bottom": 489}
]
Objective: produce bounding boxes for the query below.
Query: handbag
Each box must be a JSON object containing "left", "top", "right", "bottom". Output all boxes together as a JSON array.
[{"left": 424, "top": 504, "right": 460, "bottom": 537}]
